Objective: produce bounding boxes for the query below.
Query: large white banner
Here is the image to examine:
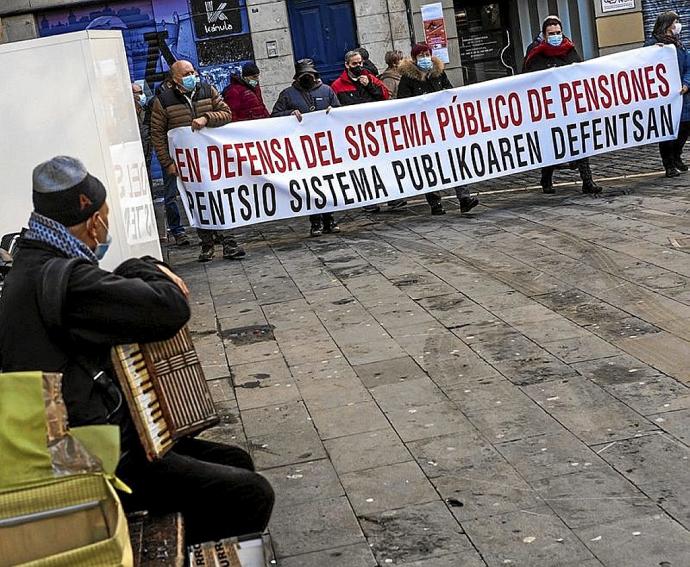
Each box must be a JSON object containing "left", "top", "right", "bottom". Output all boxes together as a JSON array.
[{"left": 169, "top": 46, "right": 682, "bottom": 230}]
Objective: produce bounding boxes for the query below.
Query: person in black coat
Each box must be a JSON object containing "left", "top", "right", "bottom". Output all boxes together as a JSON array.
[
  {"left": 523, "top": 16, "right": 602, "bottom": 195},
  {"left": 272, "top": 59, "right": 342, "bottom": 236},
  {"left": 0, "top": 156, "right": 274, "bottom": 545},
  {"left": 397, "top": 43, "right": 479, "bottom": 215}
]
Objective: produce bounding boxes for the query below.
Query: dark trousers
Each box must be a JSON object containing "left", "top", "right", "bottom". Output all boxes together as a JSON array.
[
  {"left": 197, "top": 229, "right": 238, "bottom": 248},
  {"left": 119, "top": 438, "right": 274, "bottom": 545},
  {"left": 660, "top": 120, "right": 690, "bottom": 166},
  {"left": 163, "top": 171, "right": 184, "bottom": 236},
  {"left": 310, "top": 213, "right": 334, "bottom": 227},
  {"left": 541, "top": 158, "right": 594, "bottom": 187},
  {"left": 425, "top": 186, "right": 470, "bottom": 208}
]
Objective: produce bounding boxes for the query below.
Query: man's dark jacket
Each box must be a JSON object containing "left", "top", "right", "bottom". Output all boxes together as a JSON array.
[{"left": 0, "top": 239, "right": 190, "bottom": 454}]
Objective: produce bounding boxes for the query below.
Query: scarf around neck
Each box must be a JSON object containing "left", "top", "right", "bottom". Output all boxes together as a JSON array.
[
  {"left": 525, "top": 36, "right": 576, "bottom": 67},
  {"left": 653, "top": 32, "right": 683, "bottom": 49},
  {"left": 24, "top": 212, "right": 98, "bottom": 263}
]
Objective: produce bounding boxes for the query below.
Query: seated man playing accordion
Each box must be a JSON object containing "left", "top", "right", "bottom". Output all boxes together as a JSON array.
[{"left": 0, "top": 156, "right": 274, "bottom": 544}]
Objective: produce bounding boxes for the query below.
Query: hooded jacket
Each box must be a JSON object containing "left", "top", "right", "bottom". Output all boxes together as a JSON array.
[
  {"left": 396, "top": 57, "right": 453, "bottom": 99},
  {"left": 222, "top": 75, "right": 270, "bottom": 122},
  {"left": 271, "top": 80, "right": 340, "bottom": 116},
  {"left": 331, "top": 69, "right": 389, "bottom": 106}
]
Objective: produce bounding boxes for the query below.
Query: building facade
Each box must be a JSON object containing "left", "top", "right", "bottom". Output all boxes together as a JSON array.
[{"left": 1, "top": 0, "right": 688, "bottom": 109}]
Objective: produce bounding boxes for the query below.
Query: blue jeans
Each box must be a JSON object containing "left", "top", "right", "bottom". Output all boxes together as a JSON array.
[{"left": 163, "top": 171, "right": 184, "bottom": 236}]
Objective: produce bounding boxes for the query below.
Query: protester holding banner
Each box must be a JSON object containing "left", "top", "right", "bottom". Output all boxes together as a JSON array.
[
  {"left": 151, "top": 60, "right": 246, "bottom": 262},
  {"left": 221, "top": 62, "right": 270, "bottom": 122},
  {"left": 272, "top": 59, "right": 343, "bottom": 237},
  {"left": 397, "top": 43, "right": 480, "bottom": 215},
  {"left": 523, "top": 16, "right": 603, "bottom": 195},
  {"left": 645, "top": 11, "right": 690, "bottom": 178},
  {"left": 333, "top": 50, "right": 391, "bottom": 213}
]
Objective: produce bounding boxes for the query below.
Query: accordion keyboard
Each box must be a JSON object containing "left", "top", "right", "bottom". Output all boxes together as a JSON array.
[{"left": 111, "top": 327, "right": 219, "bottom": 461}]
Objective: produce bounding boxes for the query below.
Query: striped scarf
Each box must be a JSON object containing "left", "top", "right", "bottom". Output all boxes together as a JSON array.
[{"left": 24, "top": 212, "right": 98, "bottom": 263}]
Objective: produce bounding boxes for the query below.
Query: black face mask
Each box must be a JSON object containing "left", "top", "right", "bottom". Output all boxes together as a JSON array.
[
  {"left": 299, "top": 75, "right": 316, "bottom": 89},
  {"left": 350, "top": 66, "right": 363, "bottom": 77}
]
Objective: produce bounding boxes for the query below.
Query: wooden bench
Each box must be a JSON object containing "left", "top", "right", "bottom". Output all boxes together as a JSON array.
[{"left": 127, "top": 511, "right": 185, "bottom": 567}]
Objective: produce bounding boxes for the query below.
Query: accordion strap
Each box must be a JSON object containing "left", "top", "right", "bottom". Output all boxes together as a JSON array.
[
  {"left": 38, "top": 257, "right": 86, "bottom": 333},
  {"left": 38, "top": 257, "right": 122, "bottom": 417}
]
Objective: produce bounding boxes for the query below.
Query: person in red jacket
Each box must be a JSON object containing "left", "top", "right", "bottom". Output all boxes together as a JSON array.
[
  {"left": 331, "top": 49, "right": 389, "bottom": 106},
  {"left": 332, "top": 50, "right": 390, "bottom": 212},
  {"left": 222, "top": 62, "right": 270, "bottom": 122}
]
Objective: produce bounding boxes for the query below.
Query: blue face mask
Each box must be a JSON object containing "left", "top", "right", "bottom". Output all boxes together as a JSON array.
[
  {"left": 138, "top": 93, "right": 147, "bottom": 106},
  {"left": 547, "top": 34, "right": 563, "bottom": 47},
  {"left": 247, "top": 78, "right": 259, "bottom": 88},
  {"left": 181, "top": 75, "right": 197, "bottom": 91},
  {"left": 417, "top": 57, "right": 433, "bottom": 71},
  {"left": 94, "top": 217, "right": 112, "bottom": 261}
]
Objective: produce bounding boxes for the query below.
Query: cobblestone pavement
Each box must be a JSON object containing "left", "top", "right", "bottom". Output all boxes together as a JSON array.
[{"left": 171, "top": 144, "right": 690, "bottom": 566}]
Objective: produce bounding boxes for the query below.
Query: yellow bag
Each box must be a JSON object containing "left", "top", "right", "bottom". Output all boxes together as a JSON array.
[{"left": 0, "top": 372, "right": 132, "bottom": 566}]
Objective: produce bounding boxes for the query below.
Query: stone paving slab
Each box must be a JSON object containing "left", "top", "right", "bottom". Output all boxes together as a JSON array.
[{"left": 170, "top": 145, "right": 690, "bottom": 565}]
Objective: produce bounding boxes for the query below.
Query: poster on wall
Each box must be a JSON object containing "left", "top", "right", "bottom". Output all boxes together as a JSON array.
[
  {"left": 601, "top": 0, "right": 635, "bottom": 12},
  {"left": 421, "top": 3, "right": 449, "bottom": 63},
  {"left": 36, "top": 0, "right": 255, "bottom": 179},
  {"left": 36, "top": 0, "right": 253, "bottom": 93}
]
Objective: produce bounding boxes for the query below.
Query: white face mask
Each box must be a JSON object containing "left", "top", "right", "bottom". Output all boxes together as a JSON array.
[{"left": 672, "top": 22, "right": 683, "bottom": 36}]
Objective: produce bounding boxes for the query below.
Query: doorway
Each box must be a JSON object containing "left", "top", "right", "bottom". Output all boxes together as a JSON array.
[
  {"left": 454, "top": 0, "right": 517, "bottom": 84},
  {"left": 287, "top": 0, "right": 358, "bottom": 84}
]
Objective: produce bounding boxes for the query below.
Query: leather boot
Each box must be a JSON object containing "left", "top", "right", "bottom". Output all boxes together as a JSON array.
[{"left": 578, "top": 160, "right": 602, "bottom": 194}]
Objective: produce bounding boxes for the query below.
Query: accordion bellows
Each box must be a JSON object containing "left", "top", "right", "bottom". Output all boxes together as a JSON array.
[{"left": 111, "top": 327, "right": 219, "bottom": 461}]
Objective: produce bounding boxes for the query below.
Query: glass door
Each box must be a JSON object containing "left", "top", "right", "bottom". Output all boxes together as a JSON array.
[{"left": 454, "top": 0, "right": 516, "bottom": 84}]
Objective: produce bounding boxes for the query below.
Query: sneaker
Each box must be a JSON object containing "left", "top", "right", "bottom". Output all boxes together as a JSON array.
[
  {"left": 388, "top": 200, "right": 407, "bottom": 210},
  {"left": 674, "top": 158, "right": 688, "bottom": 172},
  {"left": 323, "top": 222, "right": 340, "bottom": 234},
  {"left": 582, "top": 181, "right": 603, "bottom": 194},
  {"left": 459, "top": 196, "right": 479, "bottom": 213},
  {"left": 666, "top": 167, "right": 681, "bottom": 178},
  {"left": 198, "top": 245, "right": 215, "bottom": 262},
  {"left": 363, "top": 205, "right": 381, "bottom": 213},
  {"left": 310, "top": 224, "right": 323, "bottom": 237},
  {"left": 174, "top": 233, "right": 190, "bottom": 246},
  {"left": 223, "top": 244, "right": 246, "bottom": 260},
  {"left": 542, "top": 184, "right": 556, "bottom": 194},
  {"left": 430, "top": 205, "right": 446, "bottom": 215}
]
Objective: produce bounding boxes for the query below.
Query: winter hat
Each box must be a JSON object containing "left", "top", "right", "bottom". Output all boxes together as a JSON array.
[
  {"left": 242, "top": 62, "right": 260, "bottom": 77},
  {"left": 293, "top": 58, "right": 319, "bottom": 79},
  {"left": 32, "top": 156, "right": 106, "bottom": 227},
  {"left": 541, "top": 14, "right": 562, "bottom": 33},
  {"left": 411, "top": 43, "right": 431, "bottom": 59}
]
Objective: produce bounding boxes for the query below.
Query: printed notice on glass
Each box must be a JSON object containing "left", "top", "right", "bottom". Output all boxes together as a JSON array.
[
  {"left": 601, "top": 0, "right": 635, "bottom": 13},
  {"left": 421, "top": 3, "right": 449, "bottom": 63}
]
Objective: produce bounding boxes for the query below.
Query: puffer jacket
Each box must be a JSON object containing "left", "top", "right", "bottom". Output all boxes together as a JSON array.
[
  {"left": 222, "top": 76, "right": 270, "bottom": 121},
  {"left": 150, "top": 81, "right": 232, "bottom": 168},
  {"left": 397, "top": 57, "right": 452, "bottom": 99}
]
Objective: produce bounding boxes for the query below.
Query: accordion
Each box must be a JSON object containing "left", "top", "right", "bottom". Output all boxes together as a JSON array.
[{"left": 111, "top": 327, "right": 219, "bottom": 461}]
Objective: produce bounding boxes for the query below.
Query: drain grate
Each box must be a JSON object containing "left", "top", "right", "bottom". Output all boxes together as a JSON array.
[{"left": 221, "top": 324, "right": 275, "bottom": 345}]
